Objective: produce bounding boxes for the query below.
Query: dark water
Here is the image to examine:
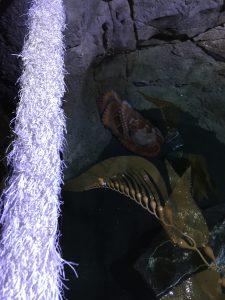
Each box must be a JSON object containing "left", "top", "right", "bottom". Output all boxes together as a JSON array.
[{"left": 61, "top": 110, "right": 225, "bottom": 300}]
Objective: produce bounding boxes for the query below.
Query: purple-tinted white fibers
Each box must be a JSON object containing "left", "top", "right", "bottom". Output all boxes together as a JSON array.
[{"left": 0, "top": 0, "right": 72, "bottom": 299}]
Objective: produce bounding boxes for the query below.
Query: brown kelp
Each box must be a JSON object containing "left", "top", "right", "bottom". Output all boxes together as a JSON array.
[
  {"left": 186, "top": 154, "right": 214, "bottom": 201},
  {"left": 161, "top": 269, "right": 224, "bottom": 300},
  {"left": 139, "top": 91, "right": 181, "bottom": 131},
  {"left": 139, "top": 92, "right": 214, "bottom": 201},
  {"left": 97, "top": 91, "right": 164, "bottom": 157},
  {"left": 65, "top": 156, "right": 218, "bottom": 272}
]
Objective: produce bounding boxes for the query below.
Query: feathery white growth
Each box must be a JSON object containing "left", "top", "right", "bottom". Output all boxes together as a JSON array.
[{"left": 0, "top": 0, "right": 69, "bottom": 298}]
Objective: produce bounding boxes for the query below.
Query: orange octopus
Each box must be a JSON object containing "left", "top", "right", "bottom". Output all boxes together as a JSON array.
[{"left": 97, "top": 91, "right": 164, "bottom": 157}]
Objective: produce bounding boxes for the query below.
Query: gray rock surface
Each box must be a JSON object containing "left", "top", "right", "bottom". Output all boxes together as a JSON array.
[
  {"left": 63, "top": 0, "right": 136, "bottom": 178},
  {"left": 93, "top": 40, "right": 225, "bottom": 145},
  {"left": 194, "top": 24, "right": 225, "bottom": 61},
  {"left": 1, "top": 0, "right": 225, "bottom": 178},
  {"left": 133, "top": 0, "right": 225, "bottom": 40}
]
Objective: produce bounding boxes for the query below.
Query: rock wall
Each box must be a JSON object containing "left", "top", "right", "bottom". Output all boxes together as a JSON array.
[{"left": 1, "top": 0, "right": 225, "bottom": 179}]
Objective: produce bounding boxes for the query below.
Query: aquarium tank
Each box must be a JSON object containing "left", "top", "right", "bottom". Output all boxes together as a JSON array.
[{"left": 0, "top": 0, "right": 225, "bottom": 299}]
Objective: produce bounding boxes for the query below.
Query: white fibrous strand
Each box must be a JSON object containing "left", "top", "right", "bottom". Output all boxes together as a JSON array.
[{"left": 0, "top": 0, "right": 73, "bottom": 299}]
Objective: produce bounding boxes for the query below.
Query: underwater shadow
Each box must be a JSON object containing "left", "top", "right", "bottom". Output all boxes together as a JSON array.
[{"left": 111, "top": 228, "right": 159, "bottom": 300}]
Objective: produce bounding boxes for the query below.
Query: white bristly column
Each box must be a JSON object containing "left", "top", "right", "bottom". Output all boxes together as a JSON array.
[{"left": 0, "top": 0, "right": 71, "bottom": 298}]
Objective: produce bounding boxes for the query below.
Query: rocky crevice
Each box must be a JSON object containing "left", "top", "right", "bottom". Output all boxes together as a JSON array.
[
  {"left": 220, "top": 0, "right": 225, "bottom": 12},
  {"left": 194, "top": 42, "right": 225, "bottom": 62},
  {"left": 127, "top": 0, "right": 138, "bottom": 44},
  {"left": 101, "top": 22, "right": 109, "bottom": 50}
]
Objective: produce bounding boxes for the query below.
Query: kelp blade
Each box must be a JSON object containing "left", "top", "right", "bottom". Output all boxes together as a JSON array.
[
  {"left": 187, "top": 154, "right": 214, "bottom": 200},
  {"left": 160, "top": 269, "right": 224, "bottom": 300},
  {"left": 140, "top": 92, "right": 181, "bottom": 128},
  {"left": 163, "top": 167, "right": 209, "bottom": 248},
  {"left": 64, "top": 156, "right": 168, "bottom": 199}
]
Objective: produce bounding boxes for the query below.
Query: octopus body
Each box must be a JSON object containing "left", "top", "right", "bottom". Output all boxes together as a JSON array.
[{"left": 97, "top": 91, "right": 164, "bottom": 157}]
